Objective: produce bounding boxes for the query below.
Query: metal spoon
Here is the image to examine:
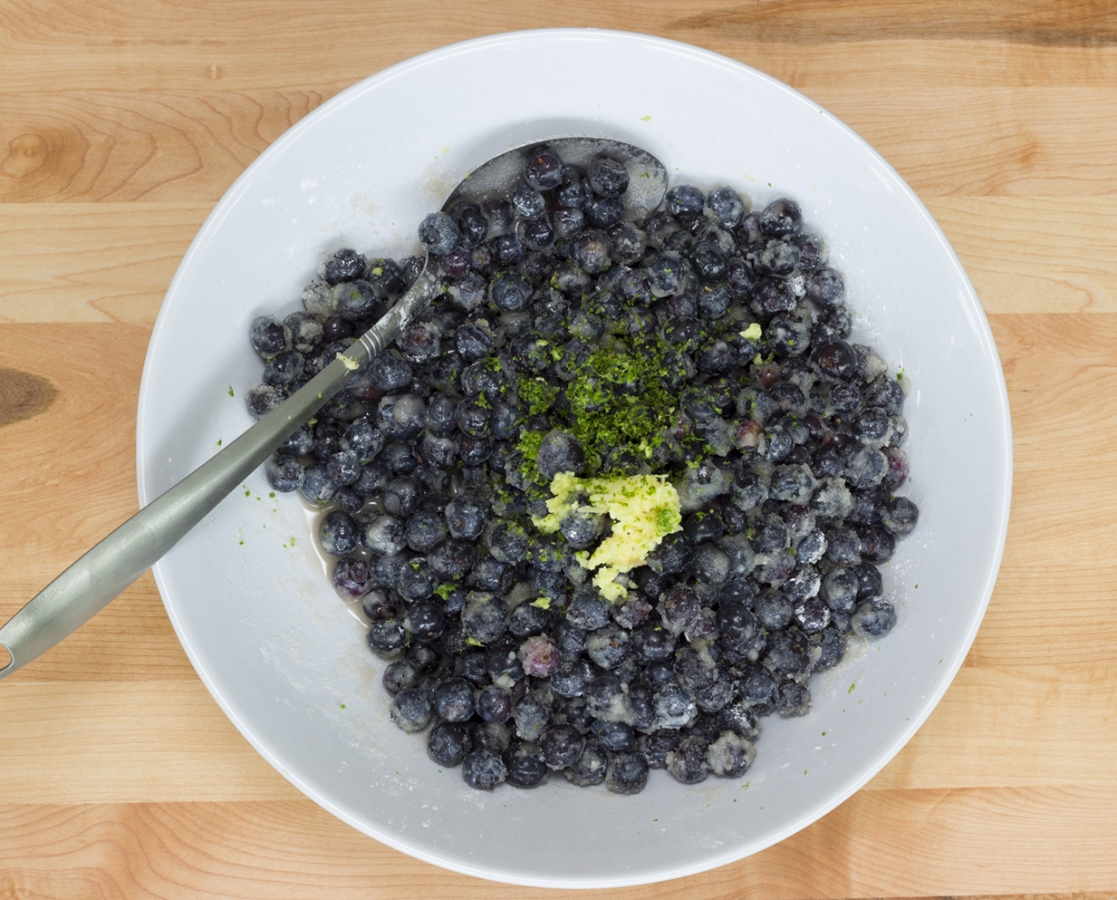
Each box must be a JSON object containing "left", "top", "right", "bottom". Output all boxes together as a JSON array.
[{"left": 0, "top": 137, "right": 667, "bottom": 679}]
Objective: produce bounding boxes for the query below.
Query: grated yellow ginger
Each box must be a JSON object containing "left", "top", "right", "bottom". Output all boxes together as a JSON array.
[{"left": 531, "top": 472, "right": 682, "bottom": 602}]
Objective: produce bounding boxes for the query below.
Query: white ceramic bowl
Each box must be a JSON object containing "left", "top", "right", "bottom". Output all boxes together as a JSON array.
[{"left": 137, "top": 29, "right": 1012, "bottom": 888}]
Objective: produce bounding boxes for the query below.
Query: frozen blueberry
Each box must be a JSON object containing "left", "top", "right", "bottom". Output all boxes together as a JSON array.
[
  {"left": 777, "top": 681, "right": 811, "bottom": 718},
  {"left": 318, "top": 510, "right": 360, "bottom": 556},
  {"left": 460, "top": 592, "right": 509, "bottom": 644},
  {"left": 881, "top": 496, "right": 920, "bottom": 536},
  {"left": 418, "top": 212, "right": 460, "bottom": 256},
  {"left": 586, "top": 156, "right": 629, "bottom": 197},
  {"left": 265, "top": 455, "right": 304, "bottom": 493},
  {"left": 585, "top": 623, "right": 632, "bottom": 670},
  {"left": 535, "top": 429, "right": 585, "bottom": 479},
  {"left": 666, "top": 735, "right": 710, "bottom": 784},
  {"left": 606, "top": 751, "right": 648, "bottom": 795},
  {"left": 706, "top": 186, "right": 746, "bottom": 226},
  {"left": 707, "top": 731, "right": 757, "bottom": 778},
  {"left": 503, "top": 740, "right": 549, "bottom": 788},
  {"left": 390, "top": 688, "right": 432, "bottom": 733},
  {"left": 758, "top": 198, "right": 801, "bottom": 237},
  {"left": 513, "top": 692, "right": 552, "bottom": 743},
  {"left": 540, "top": 724, "right": 585, "bottom": 771},
  {"left": 477, "top": 685, "right": 514, "bottom": 724},
  {"left": 432, "top": 678, "right": 475, "bottom": 723},
  {"left": 428, "top": 721, "right": 471, "bottom": 767},
  {"left": 654, "top": 683, "right": 697, "bottom": 731},
  {"left": 321, "top": 248, "right": 367, "bottom": 284},
  {"left": 403, "top": 599, "right": 445, "bottom": 641},
  {"left": 665, "top": 184, "right": 704, "bottom": 221},
  {"left": 461, "top": 748, "right": 507, "bottom": 791},
  {"left": 366, "top": 618, "right": 406, "bottom": 659},
  {"left": 566, "top": 585, "right": 612, "bottom": 631},
  {"left": 564, "top": 739, "right": 609, "bottom": 787},
  {"left": 445, "top": 494, "right": 488, "bottom": 540},
  {"left": 852, "top": 597, "right": 897, "bottom": 638}
]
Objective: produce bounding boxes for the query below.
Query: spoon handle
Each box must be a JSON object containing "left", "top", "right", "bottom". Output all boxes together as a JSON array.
[{"left": 0, "top": 270, "right": 438, "bottom": 680}]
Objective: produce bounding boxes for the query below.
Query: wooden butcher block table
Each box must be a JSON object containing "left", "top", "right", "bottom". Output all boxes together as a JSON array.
[{"left": 1, "top": 2, "right": 1115, "bottom": 898}]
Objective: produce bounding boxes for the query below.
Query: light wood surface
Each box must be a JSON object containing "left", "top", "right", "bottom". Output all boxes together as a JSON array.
[{"left": 3, "top": 2, "right": 1117, "bottom": 897}]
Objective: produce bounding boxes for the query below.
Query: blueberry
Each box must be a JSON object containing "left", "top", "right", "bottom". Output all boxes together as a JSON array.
[
  {"left": 765, "top": 628, "right": 812, "bottom": 678},
  {"left": 321, "top": 248, "right": 367, "bottom": 284},
  {"left": 427, "top": 538, "right": 476, "bottom": 581},
  {"left": 418, "top": 212, "right": 460, "bottom": 256},
  {"left": 606, "top": 751, "right": 648, "bottom": 795},
  {"left": 451, "top": 201, "right": 489, "bottom": 249},
  {"left": 470, "top": 721, "right": 512, "bottom": 755},
  {"left": 428, "top": 721, "right": 471, "bottom": 767},
  {"left": 367, "top": 350, "right": 412, "bottom": 393},
  {"left": 856, "top": 525, "right": 896, "bottom": 564},
  {"left": 587, "top": 157, "right": 629, "bottom": 197},
  {"left": 854, "top": 562, "right": 884, "bottom": 599},
  {"left": 881, "top": 496, "right": 920, "bottom": 536},
  {"left": 265, "top": 455, "right": 304, "bottom": 493},
  {"left": 565, "top": 584, "right": 611, "bottom": 631},
  {"left": 705, "top": 186, "right": 746, "bottom": 226},
  {"left": 852, "top": 597, "right": 897, "bottom": 638},
  {"left": 432, "top": 677, "right": 475, "bottom": 723},
  {"left": 460, "top": 592, "right": 509, "bottom": 644},
  {"left": 813, "top": 339, "right": 857, "bottom": 380},
  {"left": 739, "top": 664, "right": 777, "bottom": 711},
  {"left": 490, "top": 271, "right": 532, "bottom": 311},
  {"left": 535, "top": 429, "right": 585, "bottom": 479},
  {"left": 398, "top": 319, "right": 441, "bottom": 364},
  {"left": 403, "top": 599, "right": 446, "bottom": 641},
  {"left": 318, "top": 510, "right": 360, "bottom": 556},
  {"left": 244, "top": 383, "right": 283, "bottom": 420},
  {"left": 500, "top": 740, "right": 548, "bottom": 788},
  {"left": 585, "top": 196, "right": 624, "bottom": 228},
  {"left": 646, "top": 250, "right": 687, "bottom": 297},
  {"left": 665, "top": 185, "right": 704, "bottom": 221},
  {"left": 382, "top": 660, "right": 418, "bottom": 696},
  {"left": 759, "top": 198, "right": 802, "bottom": 237},
  {"left": 707, "top": 731, "right": 757, "bottom": 777},
  {"left": 511, "top": 178, "right": 545, "bottom": 220},
  {"left": 569, "top": 230, "right": 612, "bottom": 274},
  {"left": 666, "top": 735, "right": 709, "bottom": 784},
  {"left": 444, "top": 494, "right": 488, "bottom": 540},
  {"left": 389, "top": 688, "right": 432, "bottom": 733},
  {"left": 777, "top": 681, "right": 811, "bottom": 718},
  {"left": 537, "top": 723, "right": 583, "bottom": 771},
  {"left": 813, "top": 626, "right": 846, "bottom": 671},
  {"left": 382, "top": 475, "right": 421, "bottom": 518},
  {"left": 336, "top": 279, "right": 383, "bottom": 321},
  {"left": 585, "top": 623, "right": 632, "bottom": 670},
  {"left": 332, "top": 556, "right": 371, "bottom": 599},
  {"left": 276, "top": 424, "right": 314, "bottom": 458},
  {"left": 689, "top": 543, "right": 730, "bottom": 585},
  {"left": 807, "top": 267, "right": 845, "bottom": 306},
  {"left": 461, "top": 748, "right": 507, "bottom": 791},
  {"left": 513, "top": 692, "right": 551, "bottom": 743},
  {"left": 793, "top": 596, "right": 831, "bottom": 633},
  {"left": 397, "top": 558, "right": 435, "bottom": 602},
  {"left": 554, "top": 739, "right": 603, "bottom": 788},
  {"left": 477, "top": 685, "right": 514, "bottom": 724},
  {"left": 654, "top": 683, "right": 697, "bottom": 730},
  {"left": 366, "top": 619, "right": 406, "bottom": 659},
  {"left": 297, "top": 463, "right": 336, "bottom": 507},
  {"left": 377, "top": 393, "right": 426, "bottom": 442},
  {"left": 558, "top": 508, "right": 605, "bottom": 551},
  {"left": 508, "top": 602, "right": 548, "bottom": 640},
  {"left": 486, "top": 521, "right": 529, "bottom": 564}
]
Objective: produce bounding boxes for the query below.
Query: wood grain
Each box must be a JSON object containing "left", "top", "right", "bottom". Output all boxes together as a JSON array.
[{"left": 3, "top": 0, "right": 1117, "bottom": 897}]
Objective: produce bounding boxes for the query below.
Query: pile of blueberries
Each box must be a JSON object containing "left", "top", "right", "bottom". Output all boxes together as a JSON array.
[{"left": 244, "top": 145, "right": 919, "bottom": 794}]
